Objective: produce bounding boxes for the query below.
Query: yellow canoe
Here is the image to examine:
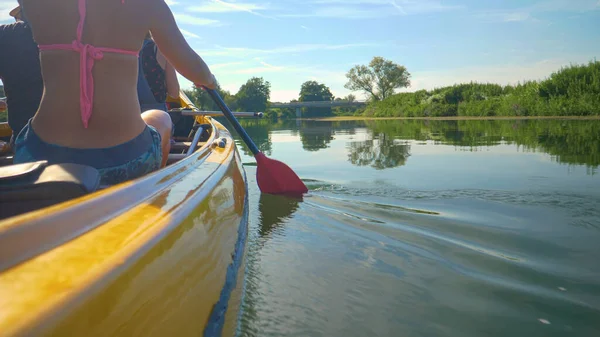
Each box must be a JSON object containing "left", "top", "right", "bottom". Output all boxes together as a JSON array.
[{"left": 0, "top": 92, "right": 249, "bottom": 336}]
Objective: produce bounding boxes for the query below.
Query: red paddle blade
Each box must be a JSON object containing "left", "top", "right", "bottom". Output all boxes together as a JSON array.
[{"left": 255, "top": 152, "right": 308, "bottom": 195}]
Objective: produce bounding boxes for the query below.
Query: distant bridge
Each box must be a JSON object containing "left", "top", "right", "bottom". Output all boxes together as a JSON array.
[{"left": 269, "top": 100, "right": 367, "bottom": 117}]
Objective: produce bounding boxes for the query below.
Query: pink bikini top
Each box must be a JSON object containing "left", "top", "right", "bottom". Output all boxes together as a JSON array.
[{"left": 38, "top": 0, "right": 139, "bottom": 128}]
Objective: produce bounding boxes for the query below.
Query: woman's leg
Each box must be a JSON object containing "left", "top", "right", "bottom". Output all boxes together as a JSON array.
[{"left": 141, "top": 109, "right": 172, "bottom": 168}]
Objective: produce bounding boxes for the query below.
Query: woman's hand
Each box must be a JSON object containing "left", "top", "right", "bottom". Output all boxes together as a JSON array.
[
  {"left": 195, "top": 74, "right": 217, "bottom": 90},
  {"left": 204, "top": 74, "right": 217, "bottom": 90}
]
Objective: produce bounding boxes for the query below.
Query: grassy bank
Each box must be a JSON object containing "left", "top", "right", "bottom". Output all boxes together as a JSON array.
[
  {"left": 300, "top": 115, "right": 600, "bottom": 122},
  {"left": 358, "top": 60, "right": 600, "bottom": 118}
]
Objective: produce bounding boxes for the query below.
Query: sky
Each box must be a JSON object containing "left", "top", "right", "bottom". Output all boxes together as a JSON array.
[{"left": 1, "top": 0, "right": 600, "bottom": 102}]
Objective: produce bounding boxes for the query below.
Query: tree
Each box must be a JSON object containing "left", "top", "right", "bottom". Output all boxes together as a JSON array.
[
  {"left": 236, "top": 119, "right": 272, "bottom": 156},
  {"left": 344, "top": 56, "right": 411, "bottom": 101},
  {"left": 186, "top": 83, "right": 238, "bottom": 111},
  {"left": 299, "top": 81, "right": 334, "bottom": 117},
  {"left": 236, "top": 77, "right": 271, "bottom": 112}
]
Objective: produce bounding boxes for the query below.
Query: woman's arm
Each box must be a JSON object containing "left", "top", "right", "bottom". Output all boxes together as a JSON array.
[{"left": 148, "top": 0, "right": 216, "bottom": 89}]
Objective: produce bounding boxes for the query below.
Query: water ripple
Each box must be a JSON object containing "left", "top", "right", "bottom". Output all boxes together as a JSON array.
[{"left": 241, "top": 185, "right": 600, "bottom": 337}]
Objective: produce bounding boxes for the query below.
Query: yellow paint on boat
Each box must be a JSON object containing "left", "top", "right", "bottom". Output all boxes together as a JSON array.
[{"left": 0, "top": 94, "right": 248, "bottom": 336}]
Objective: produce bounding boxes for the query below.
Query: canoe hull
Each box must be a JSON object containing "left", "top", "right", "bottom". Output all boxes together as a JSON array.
[{"left": 0, "top": 118, "right": 249, "bottom": 336}]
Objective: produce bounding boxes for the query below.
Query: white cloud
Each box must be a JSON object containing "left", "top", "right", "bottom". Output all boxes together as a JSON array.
[
  {"left": 180, "top": 29, "right": 201, "bottom": 39},
  {"left": 188, "top": 0, "right": 278, "bottom": 19},
  {"left": 187, "top": 1, "right": 266, "bottom": 13},
  {"left": 234, "top": 66, "right": 286, "bottom": 74},
  {"left": 503, "top": 12, "right": 531, "bottom": 22},
  {"left": 389, "top": 0, "right": 407, "bottom": 15},
  {"left": 258, "top": 60, "right": 282, "bottom": 69},
  {"left": 282, "top": 0, "right": 461, "bottom": 18},
  {"left": 165, "top": 0, "right": 179, "bottom": 5},
  {"left": 173, "top": 13, "right": 222, "bottom": 26},
  {"left": 530, "top": 0, "right": 600, "bottom": 12},
  {"left": 201, "top": 58, "right": 287, "bottom": 75},
  {"left": 474, "top": 0, "right": 600, "bottom": 23},
  {"left": 210, "top": 61, "right": 246, "bottom": 69},
  {"left": 198, "top": 42, "right": 377, "bottom": 58},
  {"left": 475, "top": 10, "right": 534, "bottom": 23}
]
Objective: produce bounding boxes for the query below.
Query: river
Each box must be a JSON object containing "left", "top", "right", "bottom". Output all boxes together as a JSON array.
[{"left": 224, "top": 118, "right": 600, "bottom": 337}]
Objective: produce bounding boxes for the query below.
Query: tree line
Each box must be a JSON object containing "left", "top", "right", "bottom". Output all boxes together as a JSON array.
[
  {"left": 185, "top": 56, "right": 600, "bottom": 119},
  {"left": 184, "top": 77, "right": 358, "bottom": 120}
]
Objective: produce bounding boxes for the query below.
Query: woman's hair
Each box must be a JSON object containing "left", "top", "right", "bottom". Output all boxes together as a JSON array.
[{"left": 145, "top": 31, "right": 153, "bottom": 40}]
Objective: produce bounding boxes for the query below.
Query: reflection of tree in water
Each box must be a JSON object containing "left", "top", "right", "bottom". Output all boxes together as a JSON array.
[
  {"left": 239, "top": 193, "right": 302, "bottom": 334},
  {"left": 299, "top": 121, "right": 334, "bottom": 151},
  {"left": 364, "top": 119, "right": 600, "bottom": 170},
  {"left": 258, "top": 193, "right": 301, "bottom": 239},
  {"left": 220, "top": 118, "right": 273, "bottom": 156},
  {"left": 225, "top": 117, "right": 599, "bottom": 173},
  {"left": 347, "top": 133, "right": 411, "bottom": 170},
  {"left": 297, "top": 121, "right": 360, "bottom": 152}
]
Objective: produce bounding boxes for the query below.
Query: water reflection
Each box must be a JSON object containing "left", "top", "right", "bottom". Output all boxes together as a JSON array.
[
  {"left": 235, "top": 118, "right": 600, "bottom": 171},
  {"left": 238, "top": 192, "right": 302, "bottom": 336},
  {"left": 299, "top": 122, "right": 335, "bottom": 151},
  {"left": 364, "top": 119, "right": 600, "bottom": 169},
  {"left": 221, "top": 119, "right": 274, "bottom": 157},
  {"left": 347, "top": 134, "right": 411, "bottom": 170},
  {"left": 258, "top": 193, "right": 302, "bottom": 239}
]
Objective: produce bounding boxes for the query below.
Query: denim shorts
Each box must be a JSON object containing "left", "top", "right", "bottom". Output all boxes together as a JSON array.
[{"left": 13, "top": 119, "right": 163, "bottom": 186}]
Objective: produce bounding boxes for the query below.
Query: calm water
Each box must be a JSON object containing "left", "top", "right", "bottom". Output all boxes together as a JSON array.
[{"left": 223, "top": 118, "right": 600, "bottom": 337}]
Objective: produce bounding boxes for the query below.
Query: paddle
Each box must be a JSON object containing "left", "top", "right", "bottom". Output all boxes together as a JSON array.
[{"left": 203, "top": 87, "right": 308, "bottom": 196}]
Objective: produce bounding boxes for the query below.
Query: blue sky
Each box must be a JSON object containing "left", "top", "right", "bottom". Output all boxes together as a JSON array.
[{"left": 2, "top": 0, "right": 600, "bottom": 102}]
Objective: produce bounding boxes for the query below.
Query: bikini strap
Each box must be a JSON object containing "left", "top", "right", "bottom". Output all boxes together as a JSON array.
[{"left": 38, "top": 0, "right": 135, "bottom": 128}]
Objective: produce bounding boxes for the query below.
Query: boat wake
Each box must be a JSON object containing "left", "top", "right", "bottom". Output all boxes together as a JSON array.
[{"left": 241, "top": 178, "right": 600, "bottom": 337}]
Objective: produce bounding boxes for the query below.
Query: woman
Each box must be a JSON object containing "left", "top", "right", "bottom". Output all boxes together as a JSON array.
[
  {"left": 138, "top": 31, "right": 180, "bottom": 112},
  {"left": 14, "top": 0, "right": 216, "bottom": 185}
]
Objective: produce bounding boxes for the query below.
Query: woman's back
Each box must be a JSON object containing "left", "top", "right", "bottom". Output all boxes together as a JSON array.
[
  {"left": 21, "top": 0, "right": 152, "bottom": 148},
  {"left": 15, "top": 0, "right": 215, "bottom": 185}
]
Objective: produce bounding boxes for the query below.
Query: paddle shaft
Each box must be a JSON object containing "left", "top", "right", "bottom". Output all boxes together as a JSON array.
[
  {"left": 181, "top": 110, "right": 264, "bottom": 118},
  {"left": 204, "top": 89, "right": 260, "bottom": 155}
]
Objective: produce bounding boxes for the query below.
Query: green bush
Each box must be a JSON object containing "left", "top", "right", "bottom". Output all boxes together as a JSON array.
[{"left": 359, "top": 60, "right": 600, "bottom": 117}]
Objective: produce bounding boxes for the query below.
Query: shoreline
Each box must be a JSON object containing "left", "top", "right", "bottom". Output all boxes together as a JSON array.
[{"left": 297, "top": 115, "right": 600, "bottom": 121}]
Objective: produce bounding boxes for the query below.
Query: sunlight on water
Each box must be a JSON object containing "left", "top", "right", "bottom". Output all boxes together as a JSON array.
[{"left": 225, "top": 119, "right": 600, "bottom": 337}]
